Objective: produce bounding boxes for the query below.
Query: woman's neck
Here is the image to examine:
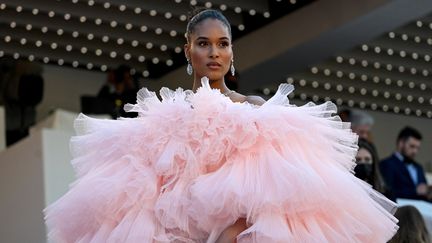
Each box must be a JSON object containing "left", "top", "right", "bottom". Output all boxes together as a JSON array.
[{"left": 192, "top": 76, "right": 231, "bottom": 94}]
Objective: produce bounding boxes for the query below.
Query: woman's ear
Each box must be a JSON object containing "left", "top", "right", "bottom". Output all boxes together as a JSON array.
[{"left": 184, "top": 44, "right": 190, "bottom": 60}]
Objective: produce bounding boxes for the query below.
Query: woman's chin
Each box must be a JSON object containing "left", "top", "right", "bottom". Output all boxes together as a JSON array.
[{"left": 199, "top": 73, "right": 224, "bottom": 82}]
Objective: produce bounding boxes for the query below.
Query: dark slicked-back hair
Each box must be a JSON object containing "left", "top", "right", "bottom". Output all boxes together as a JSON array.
[
  {"left": 185, "top": 9, "right": 232, "bottom": 42},
  {"left": 397, "top": 126, "right": 422, "bottom": 142}
]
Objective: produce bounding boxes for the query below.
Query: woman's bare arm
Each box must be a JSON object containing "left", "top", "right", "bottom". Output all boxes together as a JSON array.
[
  {"left": 226, "top": 92, "right": 266, "bottom": 106},
  {"left": 215, "top": 218, "right": 248, "bottom": 243},
  {"left": 245, "top": 95, "right": 266, "bottom": 106}
]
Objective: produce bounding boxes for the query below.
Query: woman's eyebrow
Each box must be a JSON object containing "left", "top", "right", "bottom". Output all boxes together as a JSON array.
[{"left": 195, "top": 37, "right": 230, "bottom": 40}]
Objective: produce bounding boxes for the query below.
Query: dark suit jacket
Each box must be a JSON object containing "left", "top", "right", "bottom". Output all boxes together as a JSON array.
[{"left": 380, "top": 154, "right": 427, "bottom": 200}]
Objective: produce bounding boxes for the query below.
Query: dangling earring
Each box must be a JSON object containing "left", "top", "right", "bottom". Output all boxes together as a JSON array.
[
  {"left": 186, "top": 59, "right": 193, "bottom": 75},
  {"left": 230, "top": 59, "right": 235, "bottom": 76}
]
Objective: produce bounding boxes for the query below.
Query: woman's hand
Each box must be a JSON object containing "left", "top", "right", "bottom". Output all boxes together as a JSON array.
[{"left": 215, "top": 218, "right": 248, "bottom": 243}]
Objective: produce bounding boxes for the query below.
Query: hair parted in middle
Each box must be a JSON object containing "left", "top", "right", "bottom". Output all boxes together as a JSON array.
[{"left": 185, "top": 9, "right": 232, "bottom": 42}]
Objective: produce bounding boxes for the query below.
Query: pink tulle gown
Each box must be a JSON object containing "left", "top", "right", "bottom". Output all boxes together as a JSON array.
[{"left": 44, "top": 77, "right": 398, "bottom": 243}]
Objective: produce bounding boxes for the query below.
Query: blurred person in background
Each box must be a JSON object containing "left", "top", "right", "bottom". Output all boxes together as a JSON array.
[
  {"left": 355, "top": 138, "right": 389, "bottom": 197},
  {"left": 350, "top": 110, "right": 374, "bottom": 141},
  {"left": 339, "top": 109, "right": 375, "bottom": 142},
  {"left": 97, "top": 64, "right": 138, "bottom": 118},
  {"left": 388, "top": 205, "right": 431, "bottom": 243},
  {"left": 339, "top": 109, "right": 380, "bottom": 168},
  {"left": 0, "top": 58, "right": 44, "bottom": 146},
  {"left": 380, "top": 127, "right": 430, "bottom": 201}
]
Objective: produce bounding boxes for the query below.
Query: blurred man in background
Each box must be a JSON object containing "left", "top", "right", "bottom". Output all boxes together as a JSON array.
[{"left": 380, "top": 126, "right": 429, "bottom": 201}]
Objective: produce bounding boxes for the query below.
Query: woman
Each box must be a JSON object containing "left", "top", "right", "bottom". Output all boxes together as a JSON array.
[
  {"left": 44, "top": 9, "right": 398, "bottom": 242},
  {"left": 355, "top": 138, "right": 386, "bottom": 193},
  {"left": 389, "top": 206, "right": 431, "bottom": 243},
  {"left": 184, "top": 10, "right": 265, "bottom": 106}
]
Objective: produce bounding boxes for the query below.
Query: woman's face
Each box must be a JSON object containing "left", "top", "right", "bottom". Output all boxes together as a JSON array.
[
  {"left": 356, "top": 148, "right": 373, "bottom": 165},
  {"left": 185, "top": 19, "right": 233, "bottom": 82}
]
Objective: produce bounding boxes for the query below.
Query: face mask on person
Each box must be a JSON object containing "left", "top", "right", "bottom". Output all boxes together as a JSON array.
[{"left": 354, "top": 164, "right": 373, "bottom": 181}]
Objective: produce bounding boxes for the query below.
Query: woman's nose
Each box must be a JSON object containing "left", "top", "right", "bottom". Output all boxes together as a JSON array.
[{"left": 209, "top": 45, "right": 219, "bottom": 58}]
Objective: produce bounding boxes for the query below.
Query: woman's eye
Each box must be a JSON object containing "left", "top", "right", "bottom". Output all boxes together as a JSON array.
[
  {"left": 219, "top": 42, "right": 229, "bottom": 47},
  {"left": 198, "top": 41, "right": 208, "bottom": 46}
]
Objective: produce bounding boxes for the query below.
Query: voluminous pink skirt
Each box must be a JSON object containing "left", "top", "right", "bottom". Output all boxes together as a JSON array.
[{"left": 44, "top": 77, "right": 398, "bottom": 242}]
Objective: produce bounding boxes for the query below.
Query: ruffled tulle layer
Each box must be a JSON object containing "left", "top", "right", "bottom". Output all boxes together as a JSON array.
[{"left": 44, "top": 77, "right": 398, "bottom": 243}]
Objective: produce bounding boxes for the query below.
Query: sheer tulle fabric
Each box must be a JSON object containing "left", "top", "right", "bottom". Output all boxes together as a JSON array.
[{"left": 44, "top": 77, "right": 398, "bottom": 242}]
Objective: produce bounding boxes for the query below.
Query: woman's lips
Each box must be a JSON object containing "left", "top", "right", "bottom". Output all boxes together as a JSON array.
[{"left": 207, "top": 62, "right": 221, "bottom": 70}]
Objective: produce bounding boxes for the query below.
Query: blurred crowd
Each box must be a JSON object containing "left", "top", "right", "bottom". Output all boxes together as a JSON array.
[
  {"left": 340, "top": 109, "right": 431, "bottom": 202},
  {"left": 340, "top": 109, "right": 431, "bottom": 242}
]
